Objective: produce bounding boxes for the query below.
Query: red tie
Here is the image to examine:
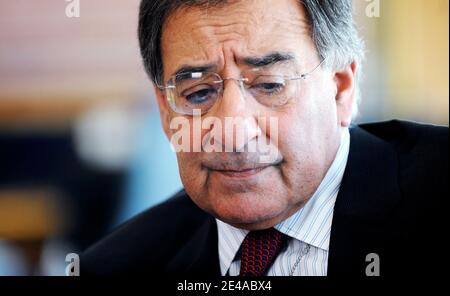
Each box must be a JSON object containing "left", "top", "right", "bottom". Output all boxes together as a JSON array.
[{"left": 239, "top": 228, "right": 287, "bottom": 276}]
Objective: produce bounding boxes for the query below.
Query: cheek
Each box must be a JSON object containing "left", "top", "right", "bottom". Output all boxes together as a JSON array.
[
  {"left": 175, "top": 150, "right": 219, "bottom": 212},
  {"left": 285, "top": 78, "right": 339, "bottom": 146},
  {"left": 176, "top": 152, "right": 204, "bottom": 186},
  {"left": 308, "top": 77, "right": 339, "bottom": 125},
  {"left": 273, "top": 84, "right": 338, "bottom": 175},
  {"left": 275, "top": 116, "right": 331, "bottom": 201}
]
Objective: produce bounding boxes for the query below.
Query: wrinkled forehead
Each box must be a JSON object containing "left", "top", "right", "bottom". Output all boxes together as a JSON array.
[{"left": 160, "top": 0, "right": 314, "bottom": 79}]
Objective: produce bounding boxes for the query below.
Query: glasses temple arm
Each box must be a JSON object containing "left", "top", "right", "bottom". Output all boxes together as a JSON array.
[{"left": 294, "top": 58, "right": 327, "bottom": 80}]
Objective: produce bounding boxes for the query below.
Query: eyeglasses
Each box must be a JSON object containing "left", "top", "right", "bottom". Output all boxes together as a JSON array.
[{"left": 157, "top": 59, "right": 325, "bottom": 115}]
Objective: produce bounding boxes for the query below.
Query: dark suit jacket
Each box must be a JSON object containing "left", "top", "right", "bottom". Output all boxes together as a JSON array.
[{"left": 81, "top": 120, "right": 448, "bottom": 277}]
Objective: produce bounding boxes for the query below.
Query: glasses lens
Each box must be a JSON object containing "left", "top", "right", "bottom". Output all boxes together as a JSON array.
[
  {"left": 247, "top": 75, "right": 295, "bottom": 107},
  {"left": 169, "top": 72, "right": 221, "bottom": 115}
]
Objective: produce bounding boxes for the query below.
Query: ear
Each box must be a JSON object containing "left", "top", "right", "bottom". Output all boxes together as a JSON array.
[
  {"left": 153, "top": 84, "right": 173, "bottom": 140},
  {"left": 334, "top": 62, "right": 357, "bottom": 127}
]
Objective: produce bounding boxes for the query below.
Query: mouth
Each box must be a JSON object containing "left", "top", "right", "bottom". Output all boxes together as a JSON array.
[
  {"left": 202, "top": 157, "right": 283, "bottom": 180},
  {"left": 213, "top": 166, "right": 270, "bottom": 178}
]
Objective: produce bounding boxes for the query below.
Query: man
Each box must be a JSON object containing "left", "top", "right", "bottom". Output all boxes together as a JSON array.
[{"left": 81, "top": 0, "right": 448, "bottom": 276}]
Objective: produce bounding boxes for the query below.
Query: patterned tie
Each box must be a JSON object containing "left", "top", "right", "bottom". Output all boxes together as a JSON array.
[{"left": 239, "top": 228, "right": 287, "bottom": 276}]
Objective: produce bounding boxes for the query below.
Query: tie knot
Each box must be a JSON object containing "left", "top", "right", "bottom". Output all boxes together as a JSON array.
[{"left": 239, "top": 228, "right": 287, "bottom": 276}]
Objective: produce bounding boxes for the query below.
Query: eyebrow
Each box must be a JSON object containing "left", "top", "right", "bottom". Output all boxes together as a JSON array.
[
  {"left": 170, "top": 52, "right": 295, "bottom": 78},
  {"left": 172, "top": 64, "right": 216, "bottom": 78},
  {"left": 241, "top": 52, "right": 296, "bottom": 67}
]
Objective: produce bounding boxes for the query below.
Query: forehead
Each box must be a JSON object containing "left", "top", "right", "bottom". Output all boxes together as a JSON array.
[{"left": 161, "top": 0, "right": 314, "bottom": 77}]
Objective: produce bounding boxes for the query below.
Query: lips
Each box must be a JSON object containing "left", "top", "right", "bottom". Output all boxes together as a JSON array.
[
  {"left": 202, "top": 155, "right": 283, "bottom": 179},
  {"left": 209, "top": 165, "right": 271, "bottom": 178}
]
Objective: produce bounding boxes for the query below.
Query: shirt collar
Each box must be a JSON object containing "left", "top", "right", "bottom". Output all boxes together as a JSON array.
[{"left": 216, "top": 128, "right": 351, "bottom": 275}]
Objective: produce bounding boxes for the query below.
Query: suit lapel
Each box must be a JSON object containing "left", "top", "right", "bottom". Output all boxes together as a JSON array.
[
  {"left": 165, "top": 215, "right": 221, "bottom": 275},
  {"left": 327, "top": 126, "right": 402, "bottom": 276}
]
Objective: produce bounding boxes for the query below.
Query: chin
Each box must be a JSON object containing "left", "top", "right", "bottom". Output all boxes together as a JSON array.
[{"left": 209, "top": 191, "right": 290, "bottom": 229}]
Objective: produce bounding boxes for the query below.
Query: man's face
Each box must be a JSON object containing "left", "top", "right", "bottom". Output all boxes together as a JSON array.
[{"left": 156, "top": 0, "right": 355, "bottom": 230}]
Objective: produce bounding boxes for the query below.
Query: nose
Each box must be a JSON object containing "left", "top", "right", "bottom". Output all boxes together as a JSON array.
[{"left": 207, "top": 79, "right": 260, "bottom": 152}]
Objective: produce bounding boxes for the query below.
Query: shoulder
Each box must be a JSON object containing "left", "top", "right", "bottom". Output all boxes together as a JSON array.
[
  {"left": 80, "top": 190, "right": 209, "bottom": 275},
  {"left": 356, "top": 119, "right": 448, "bottom": 172},
  {"left": 357, "top": 119, "right": 448, "bottom": 153},
  {"left": 354, "top": 119, "right": 448, "bottom": 208},
  {"left": 331, "top": 120, "right": 447, "bottom": 276}
]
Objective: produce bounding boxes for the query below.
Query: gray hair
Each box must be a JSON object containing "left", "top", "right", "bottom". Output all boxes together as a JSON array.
[{"left": 138, "top": 0, "right": 365, "bottom": 116}]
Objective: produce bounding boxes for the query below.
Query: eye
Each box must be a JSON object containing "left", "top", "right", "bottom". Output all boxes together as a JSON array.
[
  {"left": 251, "top": 82, "right": 285, "bottom": 95},
  {"left": 183, "top": 87, "right": 218, "bottom": 104},
  {"left": 256, "top": 83, "right": 283, "bottom": 92}
]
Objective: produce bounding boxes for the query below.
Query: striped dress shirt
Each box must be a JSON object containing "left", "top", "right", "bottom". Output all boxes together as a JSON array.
[{"left": 216, "top": 128, "right": 350, "bottom": 276}]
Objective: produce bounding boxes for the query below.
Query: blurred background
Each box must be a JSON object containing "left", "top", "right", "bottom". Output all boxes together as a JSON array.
[{"left": 0, "top": 0, "right": 448, "bottom": 275}]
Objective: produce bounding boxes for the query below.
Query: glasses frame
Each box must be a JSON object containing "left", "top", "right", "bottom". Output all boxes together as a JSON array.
[{"left": 156, "top": 59, "right": 326, "bottom": 115}]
